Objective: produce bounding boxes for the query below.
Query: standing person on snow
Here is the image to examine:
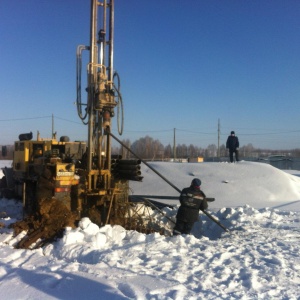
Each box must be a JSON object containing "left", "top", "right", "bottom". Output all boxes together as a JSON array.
[
  {"left": 173, "top": 178, "right": 208, "bottom": 235},
  {"left": 226, "top": 131, "right": 239, "bottom": 163}
]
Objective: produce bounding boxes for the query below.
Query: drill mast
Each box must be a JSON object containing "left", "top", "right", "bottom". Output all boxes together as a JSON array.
[{"left": 77, "top": 0, "right": 118, "bottom": 191}]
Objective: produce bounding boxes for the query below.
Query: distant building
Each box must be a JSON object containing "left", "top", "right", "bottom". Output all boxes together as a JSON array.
[{"left": 188, "top": 157, "right": 204, "bottom": 163}]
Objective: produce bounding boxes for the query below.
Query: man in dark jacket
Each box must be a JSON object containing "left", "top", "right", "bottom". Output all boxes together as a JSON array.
[
  {"left": 173, "top": 178, "right": 208, "bottom": 235},
  {"left": 226, "top": 131, "right": 239, "bottom": 163}
]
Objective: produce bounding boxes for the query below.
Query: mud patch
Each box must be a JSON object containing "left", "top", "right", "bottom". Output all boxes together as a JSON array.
[{"left": 12, "top": 197, "right": 77, "bottom": 249}]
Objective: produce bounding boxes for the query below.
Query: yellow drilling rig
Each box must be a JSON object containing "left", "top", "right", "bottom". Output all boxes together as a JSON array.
[
  {"left": 0, "top": 0, "right": 164, "bottom": 248},
  {"left": 0, "top": 1, "right": 225, "bottom": 248}
]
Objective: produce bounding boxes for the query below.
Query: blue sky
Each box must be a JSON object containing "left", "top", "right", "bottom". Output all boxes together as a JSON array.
[{"left": 0, "top": 1, "right": 300, "bottom": 150}]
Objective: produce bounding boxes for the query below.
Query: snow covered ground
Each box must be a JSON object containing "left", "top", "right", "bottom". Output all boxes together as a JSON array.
[{"left": 1, "top": 160, "right": 300, "bottom": 299}]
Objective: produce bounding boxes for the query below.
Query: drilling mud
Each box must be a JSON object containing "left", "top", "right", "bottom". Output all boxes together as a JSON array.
[{"left": 12, "top": 197, "right": 77, "bottom": 249}]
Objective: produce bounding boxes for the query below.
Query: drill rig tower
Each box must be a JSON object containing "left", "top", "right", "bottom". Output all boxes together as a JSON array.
[
  {"left": 76, "top": 0, "right": 131, "bottom": 225},
  {"left": 77, "top": 0, "right": 121, "bottom": 191}
]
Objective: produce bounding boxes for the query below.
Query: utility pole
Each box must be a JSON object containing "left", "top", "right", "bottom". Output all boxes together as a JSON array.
[
  {"left": 52, "top": 114, "right": 54, "bottom": 138},
  {"left": 173, "top": 128, "right": 176, "bottom": 161},
  {"left": 218, "top": 119, "right": 220, "bottom": 158}
]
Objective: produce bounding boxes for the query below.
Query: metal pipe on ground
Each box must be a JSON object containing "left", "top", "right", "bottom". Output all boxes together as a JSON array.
[{"left": 108, "top": 131, "right": 230, "bottom": 233}]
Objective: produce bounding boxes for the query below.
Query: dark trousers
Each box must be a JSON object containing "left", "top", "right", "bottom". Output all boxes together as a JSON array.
[
  {"left": 229, "top": 150, "right": 239, "bottom": 163},
  {"left": 173, "top": 219, "right": 194, "bottom": 235}
]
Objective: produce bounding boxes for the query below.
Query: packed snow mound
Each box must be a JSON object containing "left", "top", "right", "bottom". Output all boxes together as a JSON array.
[
  {"left": 130, "top": 161, "right": 300, "bottom": 211},
  {"left": 1, "top": 206, "right": 300, "bottom": 299},
  {"left": 1, "top": 160, "right": 300, "bottom": 299},
  {"left": 2, "top": 160, "right": 300, "bottom": 210}
]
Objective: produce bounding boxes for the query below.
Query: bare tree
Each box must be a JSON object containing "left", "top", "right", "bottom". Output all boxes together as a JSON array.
[
  {"left": 131, "top": 136, "right": 164, "bottom": 159},
  {"left": 164, "top": 144, "right": 172, "bottom": 159},
  {"left": 205, "top": 144, "right": 217, "bottom": 157},
  {"left": 121, "top": 139, "right": 131, "bottom": 158},
  {"left": 241, "top": 143, "right": 255, "bottom": 158},
  {"left": 220, "top": 144, "right": 226, "bottom": 157}
]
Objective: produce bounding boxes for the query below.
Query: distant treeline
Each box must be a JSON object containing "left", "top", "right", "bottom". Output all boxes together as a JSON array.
[
  {"left": 111, "top": 135, "right": 300, "bottom": 160},
  {"left": 1, "top": 135, "right": 300, "bottom": 160}
]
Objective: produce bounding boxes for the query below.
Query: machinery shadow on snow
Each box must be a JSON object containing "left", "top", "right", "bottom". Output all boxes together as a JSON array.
[
  {"left": 6, "top": 265, "right": 128, "bottom": 299},
  {"left": 271, "top": 200, "right": 300, "bottom": 210}
]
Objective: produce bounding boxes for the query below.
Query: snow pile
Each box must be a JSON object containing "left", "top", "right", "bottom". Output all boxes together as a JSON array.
[
  {"left": 1, "top": 160, "right": 300, "bottom": 299},
  {"left": 1, "top": 206, "right": 300, "bottom": 299},
  {"left": 131, "top": 161, "right": 300, "bottom": 211}
]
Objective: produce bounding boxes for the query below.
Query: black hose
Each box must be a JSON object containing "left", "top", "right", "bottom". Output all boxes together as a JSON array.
[{"left": 113, "top": 71, "right": 124, "bottom": 135}]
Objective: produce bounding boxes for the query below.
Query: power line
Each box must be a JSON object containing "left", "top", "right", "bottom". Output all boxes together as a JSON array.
[
  {"left": 0, "top": 115, "right": 83, "bottom": 125},
  {"left": 55, "top": 116, "right": 83, "bottom": 125},
  {"left": 122, "top": 129, "right": 173, "bottom": 133},
  {"left": 237, "top": 130, "right": 300, "bottom": 136},
  {"left": 0, "top": 116, "right": 52, "bottom": 122},
  {"left": 1, "top": 115, "right": 299, "bottom": 137}
]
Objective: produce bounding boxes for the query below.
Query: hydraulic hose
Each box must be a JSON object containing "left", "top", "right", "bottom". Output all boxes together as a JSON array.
[
  {"left": 113, "top": 71, "right": 124, "bottom": 135},
  {"left": 76, "top": 45, "right": 89, "bottom": 124}
]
